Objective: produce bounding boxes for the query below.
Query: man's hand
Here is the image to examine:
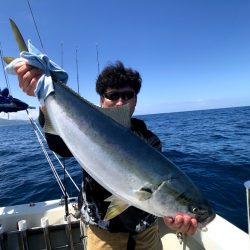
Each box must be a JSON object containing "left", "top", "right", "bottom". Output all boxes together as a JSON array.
[
  {"left": 163, "top": 214, "right": 198, "bottom": 236},
  {"left": 15, "top": 62, "right": 43, "bottom": 96}
]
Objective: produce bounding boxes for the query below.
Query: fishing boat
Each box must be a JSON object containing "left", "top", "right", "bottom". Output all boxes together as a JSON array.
[{"left": 0, "top": 193, "right": 249, "bottom": 249}]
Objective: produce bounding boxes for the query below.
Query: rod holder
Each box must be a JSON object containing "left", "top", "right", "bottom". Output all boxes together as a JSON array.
[
  {"left": 64, "top": 215, "right": 74, "bottom": 250},
  {"left": 244, "top": 180, "right": 250, "bottom": 238},
  {"left": 41, "top": 217, "right": 51, "bottom": 250},
  {"left": 18, "top": 220, "right": 27, "bottom": 231},
  {"left": 0, "top": 224, "right": 5, "bottom": 250},
  {"left": 18, "top": 220, "right": 29, "bottom": 250}
]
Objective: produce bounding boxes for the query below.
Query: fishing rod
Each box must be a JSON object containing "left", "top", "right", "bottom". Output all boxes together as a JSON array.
[
  {"left": 25, "top": 0, "right": 74, "bottom": 216},
  {"left": 26, "top": 110, "right": 69, "bottom": 196},
  {"left": 26, "top": 110, "right": 80, "bottom": 207},
  {"left": 26, "top": 0, "right": 44, "bottom": 51},
  {"left": 61, "top": 41, "right": 64, "bottom": 68},
  {"left": 96, "top": 43, "right": 100, "bottom": 74},
  {"left": 76, "top": 47, "right": 80, "bottom": 94}
]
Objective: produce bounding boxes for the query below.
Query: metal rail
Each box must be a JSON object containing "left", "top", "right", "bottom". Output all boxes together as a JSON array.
[{"left": 0, "top": 220, "right": 82, "bottom": 250}]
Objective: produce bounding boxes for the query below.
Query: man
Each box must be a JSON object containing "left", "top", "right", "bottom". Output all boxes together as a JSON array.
[{"left": 15, "top": 61, "right": 197, "bottom": 249}]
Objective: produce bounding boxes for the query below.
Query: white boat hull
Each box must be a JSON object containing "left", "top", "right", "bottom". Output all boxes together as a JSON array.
[
  {"left": 159, "top": 216, "right": 250, "bottom": 250},
  {"left": 1, "top": 198, "right": 249, "bottom": 250}
]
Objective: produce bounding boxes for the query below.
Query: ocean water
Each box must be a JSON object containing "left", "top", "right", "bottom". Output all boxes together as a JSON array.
[{"left": 0, "top": 106, "right": 249, "bottom": 233}]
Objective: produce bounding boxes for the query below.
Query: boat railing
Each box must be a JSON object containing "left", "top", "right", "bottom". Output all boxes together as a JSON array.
[{"left": 0, "top": 219, "right": 83, "bottom": 250}]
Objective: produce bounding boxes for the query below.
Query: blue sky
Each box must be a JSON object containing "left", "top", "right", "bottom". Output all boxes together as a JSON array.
[{"left": 0, "top": 0, "right": 250, "bottom": 119}]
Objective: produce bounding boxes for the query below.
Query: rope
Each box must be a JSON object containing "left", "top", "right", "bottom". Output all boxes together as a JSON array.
[
  {"left": 0, "top": 42, "right": 11, "bottom": 95},
  {"left": 26, "top": 110, "right": 80, "bottom": 197}
]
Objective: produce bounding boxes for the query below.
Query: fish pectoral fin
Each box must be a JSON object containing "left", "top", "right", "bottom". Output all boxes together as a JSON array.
[
  {"left": 134, "top": 190, "right": 152, "bottom": 201},
  {"left": 134, "top": 182, "right": 166, "bottom": 201},
  {"left": 104, "top": 195, "right": 130, "bottom": 221},
  {"left": 134, "top": 188, "right": 153, "bottom": 201}
]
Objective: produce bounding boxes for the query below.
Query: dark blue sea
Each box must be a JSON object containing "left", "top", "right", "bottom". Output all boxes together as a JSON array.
[{"left": 0, "top": 106, "right": 250, "bottom": 233}]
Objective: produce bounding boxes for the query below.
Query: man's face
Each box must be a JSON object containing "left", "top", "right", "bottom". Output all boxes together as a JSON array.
[{"left": 100, "top": 87, "right": 137, "bottom": 116}]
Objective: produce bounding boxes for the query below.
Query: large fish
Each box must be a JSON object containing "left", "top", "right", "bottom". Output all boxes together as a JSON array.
[
  {"left": 47, "top": 82, "right": 215, "bottom": 225},
  {"left": 6, "top": 19, "right": 215, "bottom": 227}
]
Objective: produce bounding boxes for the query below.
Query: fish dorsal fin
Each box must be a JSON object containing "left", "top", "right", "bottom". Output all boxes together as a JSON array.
[
  {"left": 54, "top": 82, "right": 131, "bottom": 128},
  {"left": 104, "top": 195, "right": 130, "bottom": 221},
  {"left": 42, "top": 98, "right": 130, "bottom": 134},
  {"left": 97, "top": 104, "right": 131, "bottom": 128}
]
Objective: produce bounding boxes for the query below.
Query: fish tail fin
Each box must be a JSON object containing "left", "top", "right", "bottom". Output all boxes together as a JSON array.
[
  {"left": 2, "top": 19, "right": 28, "bottom": 64},
  {"left": 9, "top": 18, "right": 28, "bottom": 52},
  {"left": 3, "top": 56, "right": 16, "bottom": 64}
]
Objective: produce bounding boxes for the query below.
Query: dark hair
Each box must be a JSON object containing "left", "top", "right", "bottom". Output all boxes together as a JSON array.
[{"left": 96, "top": 61, "right": 142, "bottom": 96}]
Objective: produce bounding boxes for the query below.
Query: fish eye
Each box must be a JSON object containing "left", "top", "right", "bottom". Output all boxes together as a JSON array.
[{"left": 192, "top": 207, "right": 199, "bottom": 213}]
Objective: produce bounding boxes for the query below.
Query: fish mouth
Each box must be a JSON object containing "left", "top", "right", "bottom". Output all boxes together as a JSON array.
[{"left": 196, "top": 211, "right": 216, "bottom": 228}]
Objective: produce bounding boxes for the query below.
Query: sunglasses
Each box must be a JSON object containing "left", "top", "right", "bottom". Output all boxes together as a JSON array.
[{"left": 103, "top": 90, "right": 135, "bottom": 101}]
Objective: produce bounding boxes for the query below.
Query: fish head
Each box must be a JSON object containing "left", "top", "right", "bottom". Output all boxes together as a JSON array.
[
  {"left": 149, "top": 180, "right": 215, "bottom": 227},
  {"left": 187, "top": 200, "right": 216, "bottom": 228}
]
